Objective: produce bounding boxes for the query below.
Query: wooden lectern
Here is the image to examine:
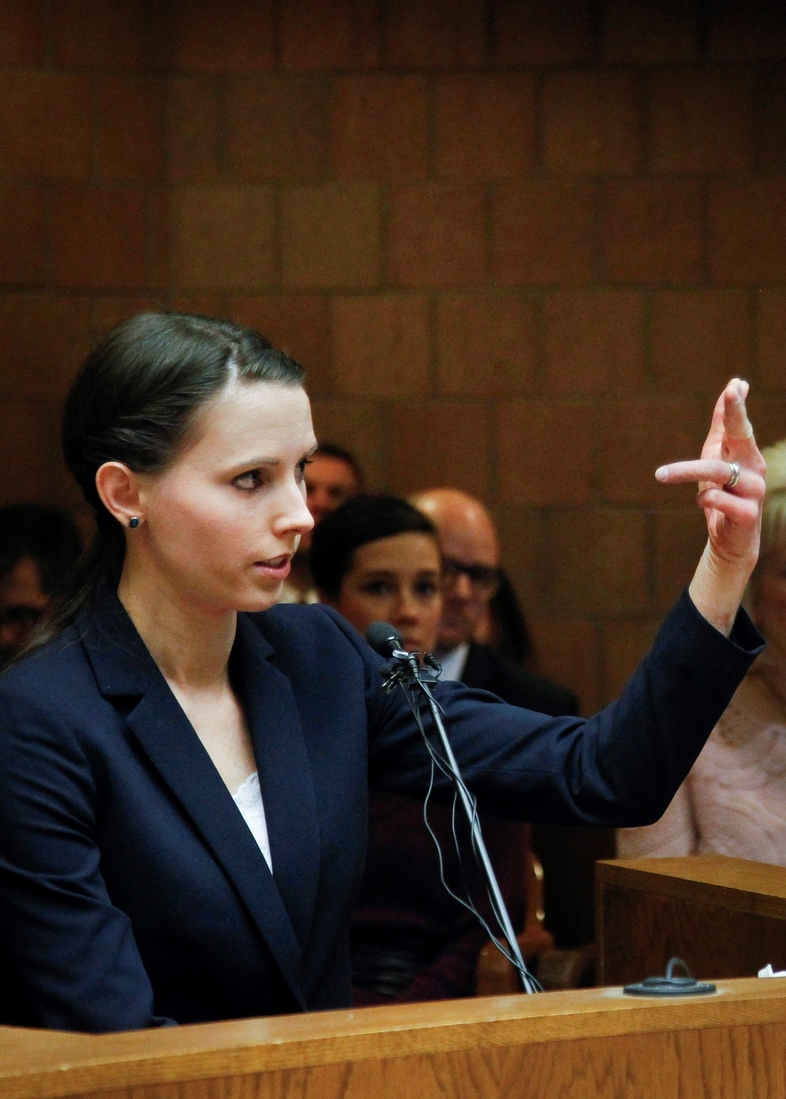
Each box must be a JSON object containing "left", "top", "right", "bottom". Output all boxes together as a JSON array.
[
  {"left": 597, "top": 855, "right": 786, "bottom": 987},
  {"left": 2, "top": 979, "right": 786, "bottom": 1099}
]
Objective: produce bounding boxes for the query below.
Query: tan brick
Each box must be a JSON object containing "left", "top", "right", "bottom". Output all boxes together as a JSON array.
[
  {"left": 0, "top": 0, "right": 44, "bottom": 64},
  {"left": 227, "top": 76, "right": 328, "bottom": 182},
  {"left": 95, "top": 76, "right": 164, "bottom": 183},
  {"left": 549, "top": 509, "right": 649, "bottom": 616},
  {"left": 385, "top": 0, "right": 487, "bottom": 67},
  {"left": 167, "top": 78, "right": 222, "bottom": 183},
  {"left": 757, "top": 290, "right": 786, "bottom": 391},
  {"left": 434, "top": 74, "right": 536, "bottom": 179},
  {"left": 709, "top": 2, "right": 786, "bottom": 61},
  {"left": 493, "top": 506, "right": 549, "bottom": 616},
  {"left": 491, "top": 0, "right": 595, "bottom": 65},
  {"left": 167, "top": 294, "right": 231, "bottom": 318},
  {"left": 0, "top": 402, "right": 60, "bottom": 505},
  {"left": 388, "top": 185, "right": 487, "bottom": 288},
  {"left": 52, "top": 186, "right": 148, "bottom": 290},
  {"left": 654, "top": 509, "right": 708, "bottom": 615},
  {"left": 436, "top": 293, "right": 538, "bottom": 398},
  {"left": 497, "top": 402, "right": 595, "bottom": 506},
  {"left": 600, "top": 618, "right": 662, "bottom": 707},
  {"left": 310, "top": 399, "right": 385, "bottom": 489},
  {"left": 755, "top": 70, "right": 786, "bottom": 173},
  {"left": 601, "top": 181, "right": 704, "bottom": 284},
  {"left": 745, "top": 395, "right": 786, "bottom": 449},
  {"left": 388, "top": 402, "right": 492, "bottom": 498},
  {"left": 528, "top": 616, "right": 598, "bottom": 716},
  {"left": 91, "top": 297, "right": 166, "bottom": 342},
  {"left": 0, "top": 184, "right": 47, "bottom": 285},
  {"left": 0, "top": 71, "right": 91, "bottom": 180},
  {"left": 281, "top": 183, "right": 381, "bottom": 289},
  {"left": 172, "top": 0, "right": 275, "bottom": 72},
  {"left": 0, "top": 295, "right": 93, "bottom": 401},
  {"left": 543, "top": 291, "right": 645, "bottom": 396},
  {"left": 650, "top": 70, "right": 753, "bottom": 174},
  {"left": 493, "top": 182, "right": 594, "bottom": 285},
  {"left": 651, "top": 290, "right": 753, "bottom": 395},
  {"left": 172, "top": 185, "right": 275, "bottom": 290},
  {"left": 597, "top": 398, "right": 706, "bottom": 506},
  {"left": 52, "top": 0, "right": 146, "bottom": 68},
  {"left": 148, "top": 190, "right": 171, "bottom": 291},
  {"left": 332, "top": 295, "right": 430, "bottom": 399},
  {"left": 281, "top": 0, "right": 381, "bottom": 69},
  {"left": 332, "top": 75, "right": 428, "bottom": 181},
  {"left": 543, "top": 71, "right": 641, "bottom": 176},
  {"left": 228, "top": 295, "right": 332, "bottom": 398},
  {"left": 710, "top": 180, "right": 786, "bottom": 284},
  {"left": 602, "top": 0, "right": 699, "bottom": 63}
]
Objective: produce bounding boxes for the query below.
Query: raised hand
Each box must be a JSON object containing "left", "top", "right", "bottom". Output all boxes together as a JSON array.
[{"left": 654, "top": 379, "right": 766, "bottom": 635}]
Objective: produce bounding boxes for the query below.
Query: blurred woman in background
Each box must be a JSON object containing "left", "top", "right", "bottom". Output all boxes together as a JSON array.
[
  {"left": 311, "top": 495, "right": 528, "bottom": 1003},
  {"left": 619, "top": 439, "right": 786, "bottom": 864}
]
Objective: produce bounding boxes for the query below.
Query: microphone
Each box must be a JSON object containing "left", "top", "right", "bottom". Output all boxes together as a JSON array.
[
  {"left": 365, "top": 621, "right": 539, "bottom": 994},
  {"left": 366, "top": 622, "right": 404, "bottom": 658}
]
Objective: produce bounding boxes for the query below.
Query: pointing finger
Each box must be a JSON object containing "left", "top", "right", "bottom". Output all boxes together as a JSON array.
[
  {"left": 723, "top": 378, "right": 754, "bottom": 443},
  {"left": 656, "top": 459, "right": 761, "bottom": 497}
]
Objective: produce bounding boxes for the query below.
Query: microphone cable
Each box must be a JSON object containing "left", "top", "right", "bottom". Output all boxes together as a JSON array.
[{"left": 367, "top": 623, "right": 541, "bottom": 995}]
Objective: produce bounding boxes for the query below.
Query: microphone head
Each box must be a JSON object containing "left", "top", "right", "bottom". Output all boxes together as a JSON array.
[{"left": 365, "top": 621, "right": 404, "bottom": 658}]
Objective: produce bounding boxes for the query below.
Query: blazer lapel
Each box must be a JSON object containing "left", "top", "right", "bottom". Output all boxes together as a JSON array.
[
  {"left": 79, "top": 589, "right": 312, "bottom": 1009},
  {"left": 232, "top": 614, "right": 321, "bottom": 954}
]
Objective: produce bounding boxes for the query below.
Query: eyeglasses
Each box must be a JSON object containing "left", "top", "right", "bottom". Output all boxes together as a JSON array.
[{"left": 441, "top": 557, "right": 502, "bottom": 597}]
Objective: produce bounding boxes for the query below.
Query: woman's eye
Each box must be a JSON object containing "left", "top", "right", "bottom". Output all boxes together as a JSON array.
[
  {"left": 296, "top": 457, "right": 313, "bottom": 483},
  {"left": 233, "top": 469, "right": 263, "bottom": 491},
  {"left": 415, "top": 580, "right": 440, "bottom": 598},
  {"left": 361, "top": 581, "right": 392, "bottom": 597}
]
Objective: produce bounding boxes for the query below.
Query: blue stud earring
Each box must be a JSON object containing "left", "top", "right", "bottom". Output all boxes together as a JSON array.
[{"left": 129, "top": 517, "right": 139, "bottom": 529}]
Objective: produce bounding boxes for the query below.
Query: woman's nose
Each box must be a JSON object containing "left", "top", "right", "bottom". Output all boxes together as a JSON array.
[
  {"left": 274, "top": 482, "right": 314, "bottom": 536},
  {"left": 395, "top": 589, "right": 420, "bottom": 623}
]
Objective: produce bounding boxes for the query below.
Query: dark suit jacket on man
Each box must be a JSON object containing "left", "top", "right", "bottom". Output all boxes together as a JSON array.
[
  {"left": 0, "top": 586, "right": 762, "bottom": 1033},
  {"left": 461, "top": 643, "right": 578, "bottom": 719}
]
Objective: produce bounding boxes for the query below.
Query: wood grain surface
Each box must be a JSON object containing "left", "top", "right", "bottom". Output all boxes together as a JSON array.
[
  {"left": 2, "top": 979, "right": 786, "bottom": 1099},
  {"left": 597, "top": 856, "right": 786, "bottom": 987}
]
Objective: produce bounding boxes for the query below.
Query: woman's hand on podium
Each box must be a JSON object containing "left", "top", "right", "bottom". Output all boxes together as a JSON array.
[{"left": 654, "top": 378, "right": 766, "bottom": 636}]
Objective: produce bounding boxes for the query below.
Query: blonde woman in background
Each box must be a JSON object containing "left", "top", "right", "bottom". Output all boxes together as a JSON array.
[{"left": 619, "top": 439, "right": 786, "bottom": 865}]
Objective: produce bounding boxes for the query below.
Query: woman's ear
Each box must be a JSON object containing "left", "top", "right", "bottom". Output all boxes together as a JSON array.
[{"left": 95, "top": 462, "right": 143, "bottom": 529}]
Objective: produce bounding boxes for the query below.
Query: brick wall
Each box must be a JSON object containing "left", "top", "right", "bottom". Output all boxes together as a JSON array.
[{"left": 2, "top": 0, "right": 786, "bottom": 710}]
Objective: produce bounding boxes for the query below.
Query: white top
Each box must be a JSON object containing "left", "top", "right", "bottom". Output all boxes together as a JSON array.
[
  {"left": 232, "top": 772, "right": 273, "bottom": 872},
  {"left": 437, "top": 642, "right": 470, "bottom": 683}
]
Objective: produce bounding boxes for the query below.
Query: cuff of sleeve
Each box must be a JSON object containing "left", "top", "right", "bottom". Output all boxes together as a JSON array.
[{"left": 678, "top": 587, "right": 764, "bottom": 660}]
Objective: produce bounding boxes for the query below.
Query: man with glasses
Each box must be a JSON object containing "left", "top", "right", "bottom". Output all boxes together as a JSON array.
[
  {"left": 410, "top": 488, "right": 576, "bottom": 715},
  {"left": 411, "top": 489, "right": 614, "bottom": 959}
]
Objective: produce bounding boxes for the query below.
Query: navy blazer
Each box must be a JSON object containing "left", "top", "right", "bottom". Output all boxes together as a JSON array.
[{"left": 0, "top": 586, "right": 762, "bottom": 1032}]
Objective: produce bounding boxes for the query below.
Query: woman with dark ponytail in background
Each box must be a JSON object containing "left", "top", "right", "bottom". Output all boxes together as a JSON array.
[{"left": 0, "top": 312, "right": 767, "bottom": 1032}]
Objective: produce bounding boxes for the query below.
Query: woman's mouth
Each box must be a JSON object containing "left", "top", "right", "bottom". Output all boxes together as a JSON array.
[{"left": 254, "top": 554, "right": 292, "bottom": 581}]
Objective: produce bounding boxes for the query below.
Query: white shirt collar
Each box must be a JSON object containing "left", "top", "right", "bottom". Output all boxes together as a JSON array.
[{"left": 437, "top": 642, "right": 470, "bottom": 682}]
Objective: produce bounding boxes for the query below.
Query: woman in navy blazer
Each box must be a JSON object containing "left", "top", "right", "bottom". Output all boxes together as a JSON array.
[{"left": 0, "top": 314, "right": 767, "bottom": 1033}]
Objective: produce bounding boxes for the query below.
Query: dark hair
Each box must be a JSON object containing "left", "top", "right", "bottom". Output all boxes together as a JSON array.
[
  {"left": 42, "top": 312, "right": 305, "bottom": 642},
  {"left": 487, "top": 570, "right": 535, "bottom": 668},
  {"left": 313, "top": 443, "right": 364, "bottom": 489},
  {"left": 0, "top": 504, "right": 82, "bottom": 596},
  {"left": 310, "top": 494, "right": 437, "bottom": 600}
]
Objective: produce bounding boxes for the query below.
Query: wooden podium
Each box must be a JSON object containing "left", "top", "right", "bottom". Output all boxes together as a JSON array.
[
  {"left": 3, "top": 979, "right": 786, "bottom": 1099},
  {"left": 597, "top": 855, "right": 786, "bottom": 987}
]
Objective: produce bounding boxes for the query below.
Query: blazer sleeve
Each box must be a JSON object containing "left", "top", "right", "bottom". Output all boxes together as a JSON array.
[
  {"left": 352, "top": 591, "right": 764, "bottom": 829},
  {"left": 0, "top": 691, "right": 174, "bottom": 1032},
  {"left": 617, "top": 779, "right": 699, "bottom": 857}
]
